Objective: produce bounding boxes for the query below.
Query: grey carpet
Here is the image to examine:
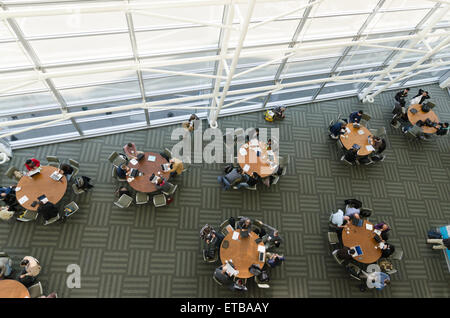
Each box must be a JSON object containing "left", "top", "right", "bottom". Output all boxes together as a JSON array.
[{"left": 0, "top": 84, "right": 449, "bottom": 298}]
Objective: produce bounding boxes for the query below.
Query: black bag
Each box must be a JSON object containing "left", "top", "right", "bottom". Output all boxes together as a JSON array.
[
  {"left": 421, "top": 104, "right": 430, "bottom": 113},
  {"left": 427, "top": 230, "right": 442, "bottom": 239},
  {"left": 259, "top": 270, "right": 270, "bottom": 282},
  {"left": 224, "top": 164, "right": 233, "bottom": 174},
  {"left": 344, "top": 199, "right": 362, "bottom": 209}
]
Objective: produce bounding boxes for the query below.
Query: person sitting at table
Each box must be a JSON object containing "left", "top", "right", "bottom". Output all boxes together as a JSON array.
[
  {"left": 155, "top": 176, "right": 173, "bottom": 193},
  {"left": 37, "top": 201, "right": 59, "bottom": 222},
  {"left": 266, "top": 253, "right": 285, "bottom": 268},
  {"left": 374, "top": 222, "right": 391, "bottom": 241},
  {"left": 233, "top": 172, "right": 259, "bottom": 190},
  {"left": 380, "top": 242, "right": 395, "bottom": 258},
  {"left": 24, "top": 158, "right": 40, "bottom": 171},
  {"left": 123, "top": 142, "right": 141, "bottom": 159},
  {"left": 343, "top": 146, "right": 359, "bottom": 165},
  {"left": 116, "top": 164, "right": 130, "bottom": 179},
  {"left": 426, "top": 238, "right": 450, "bottom": 250},
  {"left": 214, "top": 264, "right": 247, "bottom": 291},
  {"left": 217, "top": 167, "right": 244, "bottom": 191},
  {"left": 349, "top": 110, "right": 363, "bottom": 124},
  {"left": 17, "top": 256, "right": 41, "bottom": 288},
  {"left": 410, "top": 89, "right": 430, "bottom": 105},
  {"left": 330, "top": 209, "right": 350, "bottom": 231},
  {"left": 58, "top": 163, "right": 74, "bottom": 181},
  {"left": 168, "top": 157, "right": 184, "bottom": 178},
  {"left": 115, "top": 186, "right": 131, "bottom": 198},
  {"left": 436, "top": 122, "right": 449, "bottom": 136},
  {"left": 0, "top": 254, "right": 13, "bottom": 279},
  {"left": 74, "top": 176, "right": 94, "bottom": 192},
  {"left": 364, "top": 271, "right": 391, "bottom": 291},
  {"left": 329, "top": 121, "right": 346, "bottom": 139},
  {"left": 0, "top": 185, "right": 16, "bottom": 195},
  {"left": 273, "top": 106, "right": 286, "bottom": 120},
  {"left": 236, "top": 217, "right": 252, "bottom": 231},
  {"left": 344, "top": 199, "right": 361, "bottom": 219},
  {"left": 263, "top": 229, "right": 283, "bottom": 250},
  {"left": 0, "top": 191, "right": 20, "bottom": 212},
  {"left": 336, "top": 246, "right": 356, "bottom": 262}
]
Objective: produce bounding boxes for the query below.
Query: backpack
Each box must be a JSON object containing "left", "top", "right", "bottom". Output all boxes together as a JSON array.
[
  {"left": 264, "top": 110, "right": 274, "bottom": 122},
  {"left": 224, "top": 164, "right": 233, "bottom": 174},
  {"left": 427, "top": 230, "right": 442, "bottom": 239},
  {"left": 75, "top": 177, "right": 84, "bottom": 189}
]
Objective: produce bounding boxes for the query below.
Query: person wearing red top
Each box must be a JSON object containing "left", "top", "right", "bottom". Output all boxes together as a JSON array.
[{"left": 24, "top": 158, "right": 40, "bottom": 171}]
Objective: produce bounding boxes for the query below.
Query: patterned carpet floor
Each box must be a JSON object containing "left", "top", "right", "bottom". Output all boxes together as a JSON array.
[{"left": 0, "top": 84, "right": 449, "bottom": 298}]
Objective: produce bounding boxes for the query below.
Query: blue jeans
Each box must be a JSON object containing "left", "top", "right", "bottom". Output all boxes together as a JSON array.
[
  {"left": 235, "top": 175, "right": 250, "bottom": 189},
  {"left": 217, "top": 176, "right": 231, "bottom": 190}
]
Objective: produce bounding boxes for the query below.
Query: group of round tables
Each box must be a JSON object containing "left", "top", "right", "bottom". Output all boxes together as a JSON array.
[{"left": 340, "top": 103, "right": 440, "bottom": 155}]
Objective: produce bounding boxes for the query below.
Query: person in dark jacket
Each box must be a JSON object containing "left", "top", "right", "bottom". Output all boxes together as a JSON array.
[
  {"left": 381, "top": 242, "right": 395, "bottom": 258},
  {"left": 349, "top": 110, "right": 363, "bottom": 124},
  {"left": 436, "top": 122, "right": 449, "bottom": 136},
  {"left": 336, "top": 246, "right": 356, "bottom": 261},
  {"left": 236, "top": 217, "right": 252, "bottom": 230},
  {"left": 343, "top": 146, "right": 359, "bottom": 164},
  {"left": 263, "top": 229, "right": 283, "bottom": 249},
  {"left": 374, "top": 222, "right": 390, "bottom": 241},
  {"left": 155, "top": 177, "right": 172, "bottom": 193},
  {"left": 0, "top": 190, "right": 20, "bottom": 212},
  {"left": 37, "top": 201, "right": 59, "bottom": 221},
  {"left": 394, "top": 88, "right": 410, "bottom": 107},
  {"left": 329, "top": 121, "right": 346, "bottom": 139}
]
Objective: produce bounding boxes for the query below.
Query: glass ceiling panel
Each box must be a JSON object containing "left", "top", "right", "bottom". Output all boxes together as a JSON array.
[
  {"left": 312, "top": 0, "right": 379, "bottom": 15},
  {"left": 16, "top": 10, "right": 128, "bottom": 37},
  {"left": 365, "top": 11, "right": 429, "bottom": 32},
  {"left": 28, "top": 33, "right": 134, "bottom": 63},
  {"left": 0, "top": 42, "right": 33, "bottom": 69},
  {"left": 0, "top": 20, "right": 13, "bottom": 40},
  {"left": 302, "top": 15, "right": 370, "bottom": 38}
]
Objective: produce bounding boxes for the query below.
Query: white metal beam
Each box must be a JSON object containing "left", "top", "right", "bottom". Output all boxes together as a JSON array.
[{"left": 359, "top": 4, "right": 450, "bottom": 102}]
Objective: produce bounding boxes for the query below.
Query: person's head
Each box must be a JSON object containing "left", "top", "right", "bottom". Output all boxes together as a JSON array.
[
  {"left": 127, "top": 143, "right": 133, "bottom": 148},
  {"left": 423, "top": 91, "right": 429, "bottom": 96},
  {"left": 349, "top": 248, "right": 356, "bottom": 256},
  {"left": 404, "top": 88, "right": 410, "bottom": 92},
  {"left": 0, "top": 193, "right": 5, "bottom": 198},
  {"left": 243, "top": 218, "right": 251, "bottom": 227},
  {"left": 120, "top": 164, "right": 128, "bottom": 171},
  {"left": 25, "top": 159, "right": 35, "bottom": 167},
  {"left": 443, "top": 122, "right": 449, "bottom": 128},
  {"left": 273, "top": 230, "right": 279, "bottom": 237},
  {"left": 268, "top": 138, "right": 272, "bottom": 144},
  {"left": 156, "top": 177, "right": 163, "bottom": 185},
  {"left": 169, "top": 158, "right": 175, "bottom": 164},
  {"left": 255, "top": 128, "right": 259, "bottom": 134},
  {"left": 358, "top": 110, "right": 364, "bottom": 115},
  {"left": 60, "top": 163, "right": 71, "bottom": 172},
  {"left": 20, "top": 259, "right": 29, "bottom": 267},
  {"left": 281, "top": 107, "right": 286, "bottom": 112},
  {"left": 374, "top": 136, "right": 381, "bottom": 142},
  {"left": 236, "top": 167, "right": 243, "bottom": 174},
  {"left": 381, "top": 223, "right": 389, "bottom": 231}
]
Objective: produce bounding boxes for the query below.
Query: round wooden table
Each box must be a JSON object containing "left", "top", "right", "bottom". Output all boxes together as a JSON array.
[
  {"left": 342, "top": 219, "right": 382, "bottom": 264},
  {"left": 17, "top": 166, "right": 68, "bottom": 211},
  {"left": 237, "top": 140, "right": 278, "bottom": 178},
  {"left": 0, "top": 279, "right": 30, "bottom": 298},
  {"left": 407, "top": 104, "right": 439, "bottom": 134},
  {"left": 126, "top": 152, "right": 170, "bottom": 193},
  {"left": 220, "top": 229, "right": 265, "bottom": 279},
  {"left": 340, "top": 124, "right": 374, "bottom": 156}
]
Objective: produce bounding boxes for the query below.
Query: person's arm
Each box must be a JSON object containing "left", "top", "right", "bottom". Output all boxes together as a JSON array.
[{"left": 32, "top": 159, "right": 40, "bottom": 167}]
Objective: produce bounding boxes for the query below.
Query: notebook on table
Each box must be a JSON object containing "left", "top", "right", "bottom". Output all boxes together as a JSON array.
[
  {"left": 28, "top": 168, "right": 41, "bottom": 177},
  {"left": 50, "top": 171, "right": 63, "bottom": 181},
  {"left": 147, "top": 155, "right": 156, "bottom": 162},
  {"left": 161, "top": 163, "right": 171, "bottom": 172}
]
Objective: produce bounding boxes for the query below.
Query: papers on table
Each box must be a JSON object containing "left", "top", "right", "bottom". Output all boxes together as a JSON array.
[
  {"left": 258, "top": 245, "right": 266, "bottom": 253},
  {"left": 226, "top": 264, "right": 239, "bottom": 277},
  {"left": 239, "top": 148, "right": 247, "bottom": 156},
  {"left": 243, "top": 164, "right": 250, "bottom": 173},
  {"left": 379, "top": 242, "right": 385, "bottom": 249},
  {"left": 366, "top": 145, "right": 375, "bottom": 152},
  {"left": 129, "top": 158, "right": 138, "bottom": 166},
  {"left": 161, "top": 163, "right": 171, "bottom": 171},
  {"left": 50, "top": 171, "right": 63, "bottom": 181},
  {"left": 357, "top": 129, "right": 365, "bottom": 135},
  {"left": 18, "top": 195, "right": 29, "bottom": 205},
  {"left": 147, "top": 155, "right": 156, "bottom": 162},
  {"left": 345, "top": 127, "right": 351, "bottom": 134},
  {"left": 41, "top": 197, "right": 48, "bottom": 204},
  {"left": 232, "top": 231, "right": 240, "bottom": 240},
  {"left": 366, "top": 223, "right": 373, "bottom": 231},
  {"left": 374, "top": 229, "right": 381, "bottom": 235}
]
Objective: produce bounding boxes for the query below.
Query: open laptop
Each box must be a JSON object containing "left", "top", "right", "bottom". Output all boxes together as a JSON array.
[
  {"left": 28, "top": 167, "right": 41, "bottom": 177},
  {"left": 240, "top": 230, "right": 250, "bottom": 238},
  {"left": 50, "top": 171, "right": 63, "bottom": 181}
]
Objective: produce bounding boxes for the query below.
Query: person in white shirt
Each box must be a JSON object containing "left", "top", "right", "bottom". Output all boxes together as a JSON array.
[{"left": 345, "top": 206, "right": 360, "bottom": 219}]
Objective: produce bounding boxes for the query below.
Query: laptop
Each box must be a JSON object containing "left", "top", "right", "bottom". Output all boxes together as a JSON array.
[
  {"left": 130, "top": 169, "right": 139, "bottom": 177},
  {"left": 354, "top": 245, "right": 363, "bottom": 256},
  {"left": 161, "top": 163, "right": 171, "bottom": 172},
  {"left": 136, "top": 153, "right": 145, "bottom": 161},
  {"left": 240, "top": 230, "right": 249, "bottom": 238},
  {"left": 28, "top": 168, "right": 41, "bottom": 177}
]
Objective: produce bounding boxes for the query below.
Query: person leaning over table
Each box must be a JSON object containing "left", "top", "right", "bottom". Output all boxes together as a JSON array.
[
  {"left": 58, "top": 163, "right": 74, "bottom": 181},
  {"left": 217, "top": 167, "right": 244, "bottom": 191},
  {"left": 116, "top": 164, "right": 130, "bottom": 179},
  {"left": 349, "top": 110, "right": 363, "bottom": 124},
  {"left": 380, "top": 242, "right": 395, "bottom": 258},
  {"left": 24, "top": 158, "right": 40, "bottom": 171},
  {"left": 236, "top": 217, "right": 252, "bottom": 231},
  {"left": 168, "top": 157, "right": 184, "bottom": 178},
  {"left": 374, "top": 222, "right": 391, "bottom": 241},
  {"left": 17, "top": 256, "right": 41, "bottom": 288},
  {"left": 263, "top": 229, "right": 283, "bottom": 249},
  {"left": 343, "top": 146, "right": 359, "bottom": 165},
  {"left": 123, "top": 142, "right": 143, "bottom": 159},
  {"left": 155, "top": 176, "right": 173, "bottom": 193},
  {"left": 336, "top": 246, "right": 356, "bottom": 262},
  {"left": 329, "top": 121, "right": 346, "bottom": 139}
]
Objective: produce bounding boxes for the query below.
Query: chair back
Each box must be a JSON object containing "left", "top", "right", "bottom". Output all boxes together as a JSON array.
[
  {"left": 28, "top": 282, "right": 43, "bottom": 298},
  {"left": 163, "top": 148, "right": 173, "bottom": 160},
  {"left": 136, "top": 192, "right": 149, "bottom": 205},
  {"left": 361, "top": 113, "right": 371, "bottom": 121},
  {"left": 153, "top": 194, "right": 167, "bottom": 207},
  {"left": 46, "top": 156, "right": 60, "bottom": 168},
  {"left": 332, "top": 249, "right": 345, "bottom": 265},
  {"left": 69, "top": 159, "right": 80, "bottom": 168},
  {"left": 115, "top": 194, "right": 133, "bottom": 208},
  {"left": 376, "top": 127, "right": 387, "bottom": 138},
  {"left": 16, "top": 210, "right": 38, "bottom": 222},
  {"left": 44, "top": 214, "right": 60, "bottom": 225},
  {"left": 278, "top": 155, "right": 289, "bottom": 168},
  {"left": 5, "top": 166, "right": 20, "bottom": 180},
  {"left": 64, "top": 201, "right": 79, "bottom": 217},
  {"left": 72, "top": 183, "right": 85, "bottom": 195}
]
